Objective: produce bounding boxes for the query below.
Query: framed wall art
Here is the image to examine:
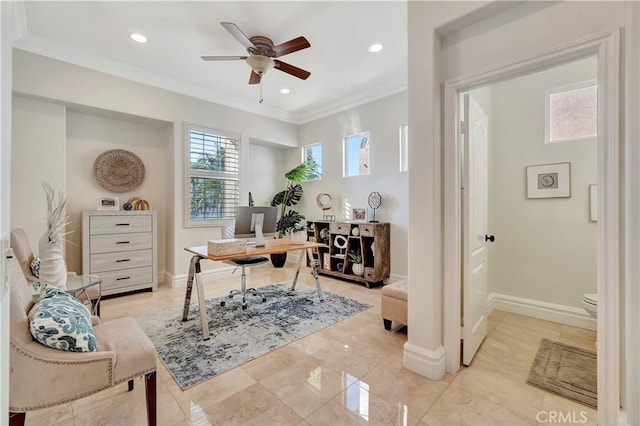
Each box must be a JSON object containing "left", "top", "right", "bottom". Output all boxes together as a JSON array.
[{"left": 526, "top": 162, "right": 571, "bottom": 199}]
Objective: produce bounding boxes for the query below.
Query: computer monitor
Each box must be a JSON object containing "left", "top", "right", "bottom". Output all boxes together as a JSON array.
[{"left": 234, "top": 206, "right": 278, "bottom": 246}]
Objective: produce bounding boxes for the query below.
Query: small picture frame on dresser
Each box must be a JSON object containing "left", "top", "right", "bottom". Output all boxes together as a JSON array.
[
  {"left": 352, "top": 208, "right": 366, "bottom": 221},
  {"left": 97, "top": 197, "right": 119, "bottom": 210}
]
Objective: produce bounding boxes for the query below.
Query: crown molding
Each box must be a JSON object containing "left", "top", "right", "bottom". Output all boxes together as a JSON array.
[
  {"left": 293, "top": 77, "right": 407, "bottom": 124},
  {"left": 13, "top": 36, "right": 298, "bottom": 123},
  {"left": 13, "top": 35, "right": 407, "bottom": 127}
]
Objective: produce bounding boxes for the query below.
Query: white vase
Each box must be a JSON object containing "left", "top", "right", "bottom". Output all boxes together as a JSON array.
[
  {"left": 291, "top": 230, "right": 307, "bottom": 244},
  {"left": 38, "top": 233, "right": 67, "bottom": 290},
  {"left": 352, "top": 263, "right": 364, "bottom": 276}
]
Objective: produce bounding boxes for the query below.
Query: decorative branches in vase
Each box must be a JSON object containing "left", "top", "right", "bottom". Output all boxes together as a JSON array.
[{"left": 37, "top": 183, "right": 70, "bottom": 290}]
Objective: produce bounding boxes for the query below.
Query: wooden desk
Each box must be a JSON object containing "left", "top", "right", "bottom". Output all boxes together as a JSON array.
[{"left": 183, "top": 239, "right": 326, "bottom": 340}]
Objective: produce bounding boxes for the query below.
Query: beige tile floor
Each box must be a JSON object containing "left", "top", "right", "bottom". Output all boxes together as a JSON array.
[{"left": 25, "top": 263, "right": 597, "bottom": 425}]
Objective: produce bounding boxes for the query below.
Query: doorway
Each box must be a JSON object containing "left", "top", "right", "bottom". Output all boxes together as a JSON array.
[
  {"left": 460, "top": 55, "right": 598, "bottom": 366},
  {"left": 443, "top": 31, "right": 621, "bottom": 423}
]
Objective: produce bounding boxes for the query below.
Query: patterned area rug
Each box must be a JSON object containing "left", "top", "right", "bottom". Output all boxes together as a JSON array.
[
  {"left": 527, "top": 338, "right": 597, "bottom": 409},
  {"left": 136, "top": 284, "right": 371, "bottom": 390}
]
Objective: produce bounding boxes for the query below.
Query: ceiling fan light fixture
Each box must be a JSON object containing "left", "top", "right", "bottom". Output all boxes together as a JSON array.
[
  {"left": 280, "top": 88, "right": 291, "bottom": 94},
  {"left": 246, "top": 55, "right": 275, "bottom": 75}
]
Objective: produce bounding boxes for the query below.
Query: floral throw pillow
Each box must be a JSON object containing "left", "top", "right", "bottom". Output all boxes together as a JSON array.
[
  {"left": 28, "top": 287, "right": 97, "bottom": 352},
  {"left": 30, "top": 256, "right": 41, "bottom": 278}
]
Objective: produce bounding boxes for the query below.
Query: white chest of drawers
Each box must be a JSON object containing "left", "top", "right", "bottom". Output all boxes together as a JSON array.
[{"left": 82, "top": 210, "right": 157, "bottom": 296}]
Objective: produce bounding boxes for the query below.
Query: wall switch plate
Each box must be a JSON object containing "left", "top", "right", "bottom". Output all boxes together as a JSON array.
[{"left": 2, "top": 242, "right": 12, "bottom": 299}]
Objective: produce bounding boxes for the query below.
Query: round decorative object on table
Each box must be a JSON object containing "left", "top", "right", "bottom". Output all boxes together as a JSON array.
[
  {"left": 93, "top": 149, "right": 145, "bottom": 193},
  {"left": 334, "top": 235, "right": 347, "bottom": 248},
  {"left": 352, "top": 263, "right": 364, "bottom": 276},
  {"left": 126, "top": 196, "right": 151, "bottom": 210},
  {"left": 123, "top": 202, "right": 133, "bottom": 211},
  {"left": 316, "top": 193, "right": 333, "bottom": 211}
]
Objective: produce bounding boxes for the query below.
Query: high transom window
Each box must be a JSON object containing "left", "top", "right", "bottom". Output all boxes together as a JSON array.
[
  {"left": 545, "top": 80, "right": 597, "bottom": 143},
  {"left": 344, "top": 131, "right": 370, "bottom": 177}
]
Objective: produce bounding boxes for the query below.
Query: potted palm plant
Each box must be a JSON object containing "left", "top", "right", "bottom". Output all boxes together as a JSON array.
[{"left": 269, "top": 160, "right": 317, "bottom": 267}]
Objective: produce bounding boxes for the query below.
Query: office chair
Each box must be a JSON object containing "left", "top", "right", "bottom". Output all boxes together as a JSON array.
[
  {"left": 221, "top": 225, "right": 269, "bottom": 310},
  {"left": 222, "top": 256, "right": 269, "bottom": 310}
]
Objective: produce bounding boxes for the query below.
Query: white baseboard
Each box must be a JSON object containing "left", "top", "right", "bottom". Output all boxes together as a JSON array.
[
  {"left": 487, "top": 292, "right": 596, "bottom": 331},
  {"left": 164, "top": 265, "right": 236, "bottom": 288},
  {"left": 387, "top": 273, "right": 406, "bottom": 284},
  {"left": 403, "top": 342, "right": 446, "bottom": 380}
]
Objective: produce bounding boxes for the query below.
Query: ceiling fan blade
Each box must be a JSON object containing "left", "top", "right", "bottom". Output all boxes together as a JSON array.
[
  {"left": 273, "top": 36, "right": 310, "bottom": 57},
  {"left": 249, "top": 71, "right": 261, "bottom": 85},
  {"left": 220, "top": 22, "right": 255, "bottom": 50},
  {"left": 201, "top": 55, "right": 248, "bottom": 61},
  {"left": 274, "top": 60, "right": 311, "bottom": 80}
]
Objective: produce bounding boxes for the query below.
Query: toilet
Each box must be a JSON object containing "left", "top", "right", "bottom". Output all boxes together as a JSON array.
[{"left": 583, "top": 293, "right": 598, "bottom": 319}]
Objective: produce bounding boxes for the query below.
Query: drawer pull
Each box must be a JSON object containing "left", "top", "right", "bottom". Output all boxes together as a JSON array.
[
  {"left": 116, "top": 241, "right": 131, "bottom": 244},
  {"left": 115, "top": 223, "right": 130, "bottom": 226},
  {"left": 116, "top": 259, "right": 130, "bottom": 263},
  {"left": 116, "top": 276, "right": 131, "bottom": 281}
]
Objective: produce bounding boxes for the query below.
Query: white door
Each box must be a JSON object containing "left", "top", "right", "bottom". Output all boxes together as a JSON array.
[{"left": 462, "top": 93, "right": 490, "bottom": 366}]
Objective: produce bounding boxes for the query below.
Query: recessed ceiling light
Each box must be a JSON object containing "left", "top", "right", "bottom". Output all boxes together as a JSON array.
[
  {"left": 368, "top": 43, "right": 384, "bottom": 53},
  {"left": 130, "top": 33, "right": 148, "bottom": 43},
  {"left": 280, "top": 88, "right": 291, "bottom": 94}
]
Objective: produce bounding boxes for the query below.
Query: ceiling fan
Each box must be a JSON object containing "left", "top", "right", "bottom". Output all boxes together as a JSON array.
[{"left": 201, "top": 22, "right": 311, "bottom": 85}]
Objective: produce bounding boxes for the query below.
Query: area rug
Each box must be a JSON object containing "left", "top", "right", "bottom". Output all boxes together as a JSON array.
[
  {"left": 526, "top": 338, "right": 597, "bottom": 408},
  {"left": 135, "top": 284, "right": 371, "bottom": 390}
]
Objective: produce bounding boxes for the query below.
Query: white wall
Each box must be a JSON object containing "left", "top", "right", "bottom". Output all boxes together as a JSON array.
[
  {"left": 65, "top": 110, "right": 172, "bottom": 276},
  {"left": 12, "top": 50, "right": 297, "bottom": 281},
  {"left": 484, "top": 57, "right": 597, "bottom": 308},
  {"left": 11, "top": 96, "right": 67, "bottom": 248},
  {"left": 248, "top": 143, "right": 286, "bottom": 207},
  {"left": 296, "top": 91, "right": 408, "bottom": 277}
]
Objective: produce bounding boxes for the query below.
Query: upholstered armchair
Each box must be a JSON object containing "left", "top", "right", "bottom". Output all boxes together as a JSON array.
[
  {"left": 11, "top": 228, "right": 41, "bottom": 282},
  {"left": 7, "top": 255, "right": 157, "bottom": 425},
  {"left": 10, "top": 228, "right": 102, "bottom": 315}
]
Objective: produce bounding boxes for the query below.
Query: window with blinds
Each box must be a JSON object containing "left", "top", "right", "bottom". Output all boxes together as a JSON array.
[{"left": 186, "top": 125, "right": 240, "bottom": 226}]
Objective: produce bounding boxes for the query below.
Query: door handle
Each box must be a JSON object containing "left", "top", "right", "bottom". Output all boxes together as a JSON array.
[{"left": 485, "top": 234, "right": 495, "bottom": 242}]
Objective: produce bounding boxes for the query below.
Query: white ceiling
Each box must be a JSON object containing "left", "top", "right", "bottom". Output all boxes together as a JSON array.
[{"left": 15, "top": 1, "right": 408, "bottom": 124}]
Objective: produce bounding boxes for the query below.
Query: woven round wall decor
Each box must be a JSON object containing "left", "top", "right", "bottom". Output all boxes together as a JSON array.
[{"left": 93, "top": 149, "right": 145, "bottom": 193}]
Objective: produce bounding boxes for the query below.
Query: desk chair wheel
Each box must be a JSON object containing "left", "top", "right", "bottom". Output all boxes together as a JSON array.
[
  {"left": 262, "top": 297, "right": 266, "bottom": 303},
  {"left": 220, "top": 301, "right": 226, "bottom": 307},
  {"left": 242, "top": 304, "right": 247, "bottom": 310}
]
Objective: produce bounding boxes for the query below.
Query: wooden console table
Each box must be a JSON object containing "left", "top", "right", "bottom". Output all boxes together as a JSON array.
[{"left": 306, "top": 220, "right": 390, "bottom": 287}]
